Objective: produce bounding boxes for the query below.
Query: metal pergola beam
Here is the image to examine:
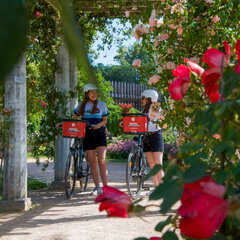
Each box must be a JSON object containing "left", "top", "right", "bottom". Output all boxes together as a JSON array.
[{"left": 74, "top": 0, "right": 161, "bottom": 17}]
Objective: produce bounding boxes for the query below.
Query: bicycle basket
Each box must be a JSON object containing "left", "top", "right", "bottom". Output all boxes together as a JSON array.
[
  {"left": 122, "top": 113, "right": 148, "bottom": 135},
  {"left": 62, "top": 119, "right": 86, "bottom": 138}
]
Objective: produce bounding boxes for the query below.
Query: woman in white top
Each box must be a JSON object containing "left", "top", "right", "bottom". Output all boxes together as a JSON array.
[{"left": 141, "top": 89, "right": 164, "bottom": 187}]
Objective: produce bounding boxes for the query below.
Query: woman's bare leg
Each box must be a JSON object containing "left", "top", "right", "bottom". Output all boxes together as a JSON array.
[
  {"left": 86, "top": 149, "right": 100, "bottom": 187},
  {"left": 145, "top": 152, "right": 158, "bottom": 186},
  {"left": 96, "top": 146, "right": 108, "bottom": 186},
  {"left": 152, "top": 152, "right": 164, "bottom": 186}
]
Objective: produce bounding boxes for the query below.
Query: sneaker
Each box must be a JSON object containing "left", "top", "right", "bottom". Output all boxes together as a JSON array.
[{"left": 91, "top": 186, "right": 102, "bottom": 196}]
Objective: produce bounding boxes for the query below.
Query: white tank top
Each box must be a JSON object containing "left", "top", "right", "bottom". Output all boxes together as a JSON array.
[{"left": 147, "top": 103, "right": 162, "bottom": 132}]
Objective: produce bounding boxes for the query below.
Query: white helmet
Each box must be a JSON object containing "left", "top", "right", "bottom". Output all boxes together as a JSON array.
[
  {"left": 141, "top": 89, "right": 159, "bottom": 102},
  {"left": 83, "top": 83, "right": 98, "bottom": 93}
]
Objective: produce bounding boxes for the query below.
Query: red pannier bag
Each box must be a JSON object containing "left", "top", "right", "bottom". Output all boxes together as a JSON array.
[
  {"left": 122, "top": 113, "right": 148, "bottom": 135},
  {"left": 62, "top": 120, "right": 86, "bottom": 138}
]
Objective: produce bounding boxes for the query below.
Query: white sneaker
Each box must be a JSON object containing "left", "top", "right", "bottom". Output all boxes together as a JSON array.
[{"left": 91, "top": 186, "right": 102, "bottom": 196}]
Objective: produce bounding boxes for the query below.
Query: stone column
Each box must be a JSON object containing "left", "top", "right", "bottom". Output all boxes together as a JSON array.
[
  {"left": 69, "top": 55, "right": 78, "bottom": 112},
  {"left": 52, "top": 42, "right": 71, "bottom": 188},
  {"left": 0, "top": 55, "right": 31, "bottom": 211}
]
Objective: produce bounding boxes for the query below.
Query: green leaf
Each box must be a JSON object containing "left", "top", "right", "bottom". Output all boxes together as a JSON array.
[
  {"left": 162, "top": 231, "right": 179, "bottom": 240},
  {"left": 209, "top": 233, "right": 226, "bottom": 240},
  {"left": 0, "top": 0, "right": 28, "bottom": 81},
  {"left": 214, "top": 142, "right": 227, "bottom": 154},
  {"left": 143, "top": 164, "right": 162, "bottom": 181},
  {"left": 183, "top": 164, "right": 207, "bottom": 184},
  {"left": 134, "top": 238, "right": 148, "bottom": 240},
  {"left": 155, "top": 215, "right": 172, "bottom": 232},
  {"left": 150, "top": 180, "right": 183, "bottom": 214},
  {"left": 213, "top": 170, "right": 228, "bottom": 184}
]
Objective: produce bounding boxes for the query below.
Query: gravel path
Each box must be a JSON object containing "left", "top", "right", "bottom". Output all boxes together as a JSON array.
[{"left": 0, "top": 158, "right": 182, "bottom": 240}]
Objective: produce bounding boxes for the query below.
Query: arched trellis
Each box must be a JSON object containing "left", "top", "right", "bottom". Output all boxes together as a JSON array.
[{"left": 0, "top": 0, "right": 159, "bottom": 211}]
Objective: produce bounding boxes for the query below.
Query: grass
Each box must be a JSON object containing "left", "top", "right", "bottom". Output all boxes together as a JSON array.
[
  {"left": 106, "top": 157, "right": 127, "bottom": 163},
  {"left": 0, "top": 173, "right": 47, "bottom": 199},
  {"left": 28, "top": 177, "right": 48, "bottom": 190}
]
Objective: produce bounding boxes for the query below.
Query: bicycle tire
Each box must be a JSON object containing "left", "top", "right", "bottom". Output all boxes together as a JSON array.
[
  {"left": 65, "top": 151, "right": 77, "bottom": 199},
  {"left": 126, "top": 149, "right": 143, "bottom": 199},
  {"left": 79, "top": 152, "right": 90, "bottom": 192}
]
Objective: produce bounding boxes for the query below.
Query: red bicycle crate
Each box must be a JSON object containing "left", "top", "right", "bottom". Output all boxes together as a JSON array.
[
  {"left": 122, "top": 113, "right": 148, "bottom": 135},
  {"left": 62, "top": 120, "right": 86, "bottom": 138}
]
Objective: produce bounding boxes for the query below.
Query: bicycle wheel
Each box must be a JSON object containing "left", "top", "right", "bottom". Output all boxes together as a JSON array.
[
  {"left": 65, "top": 151, "right": 77, "bottom": 199},
  {"left": 79, "top": 152, "right": 90, "bottom": 192},
  {"left": 126, "top": 149, "right": 143, "bottom": 199}
]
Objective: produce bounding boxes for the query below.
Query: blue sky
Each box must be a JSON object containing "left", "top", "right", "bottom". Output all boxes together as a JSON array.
[{"left": 91, "top": 20, "right": 135, "bottom": 66}]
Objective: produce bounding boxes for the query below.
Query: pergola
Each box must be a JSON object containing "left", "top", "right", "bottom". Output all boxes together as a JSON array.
[
  {"left": 74, "top": 0, "right": 160, "bottom": 17},
  {"left": 1, "top": 0, "right": 159, "bottom": 211}
]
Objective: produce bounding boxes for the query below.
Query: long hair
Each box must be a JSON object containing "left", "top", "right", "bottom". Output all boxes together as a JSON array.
[
  {"left": 77, "top": 92, "right": 98, "bottom": 116},
  {"left": 142, "top": 97, "right": 152, "bottom": 113}
]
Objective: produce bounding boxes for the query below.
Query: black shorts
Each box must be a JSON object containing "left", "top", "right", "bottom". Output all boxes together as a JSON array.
[
  {"left": 83, "top": 127, "right": 107, "bottom": 151},
  {"left": 143, "top": 130, "right": 164, "bottom": 152}
]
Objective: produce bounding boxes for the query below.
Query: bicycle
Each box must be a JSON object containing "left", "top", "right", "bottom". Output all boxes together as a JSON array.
[
  {"left": 126, "top": 135, "right": 149, "bottom": 199},
  {"left": 62, "top": 119, "right": 91, "bottom": 199}
]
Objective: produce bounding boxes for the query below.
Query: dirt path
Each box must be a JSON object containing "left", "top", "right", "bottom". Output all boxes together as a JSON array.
[{"left": 0, "top": 159, "right": 182, "bottom": 240}]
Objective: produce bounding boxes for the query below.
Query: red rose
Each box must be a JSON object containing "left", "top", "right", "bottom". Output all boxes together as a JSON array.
[
  {"left": 178, "top": 176, "right": 228, "bottom": 239},
  {"left": 41, "top": 101, "right": 47, "bottom": 107},
  {"left": 35, "top": 11, "right": 41, "bottom": 18},
  {"left": 149, "top": 237, "right": 162, "bottom": 240},
  {"left": 95, "top": 185, "right": 132, "bottom": 218},
  {"left": 179, "top": 193, "right": 228, "bottom": 239}
]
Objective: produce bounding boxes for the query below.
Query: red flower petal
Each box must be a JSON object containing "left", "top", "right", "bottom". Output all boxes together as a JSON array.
[
  {"left": 207, "top": 89, "right": 221, "bottom": 103},
  {"left": 184, "top": 59, "right": 205, "bottom": 77},
  {"left": 168, "top": 77, "right": 191, "bottom": 101},
  {"left": 99, "top": 201, "right": 129, "bottom": 218},
  {"left": 235, "top": 39, "right": 240, "bottom": 56},
  {"left": 201, "top": 67, "right": 221, "bottom": 86},
  {"left": 202, "top": 49, "right": 227, "bottom": 68},
  {"left": 149, "top": 237, "right": 162, "bottom": 240},
  {"left": 234, "top": 64, "right": 240, "bottom": 74},
  {"left": 223, "top": 41, "right": 230, "bottom": 61},
  {"left": 172, "top": 64, "right": 190, "bottom": 80},
  {"left": 179, "top": 193, "right": 228, "bottom": 239},
  {"left": 95, "top": 186, "right": 132, "bottom": 218}
]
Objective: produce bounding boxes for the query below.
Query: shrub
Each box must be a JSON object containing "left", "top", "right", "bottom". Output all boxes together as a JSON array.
[{"left": 107, "top": 138, "right": 136, "bottom": 160}]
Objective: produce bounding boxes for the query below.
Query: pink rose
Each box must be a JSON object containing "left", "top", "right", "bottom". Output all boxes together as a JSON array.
[
  {"left": 212, "top": 133, "right": 221, "bottom": 140},
  {"left": 132, "top": 59, "right": 142, "bottom": 68},
  {"left": 177, "top": 27, "right": 183, "bottom": 35},
  {"left": 160, "top": 33, "right": 169, "bottom": 41},
  {"left": 212, "top": 15, "right": 220, "bottom": 23},
  {"left": 169, "top": 24, "right": 176, "bottom": 29},
  {"left": 35, "top": 11, "right": 41, "bottom": 18},
  {"left": 149, "top": 16, "right": 156, "bottom": 27},
  {"left": 166, "top": 62, "right": 176, "bottom": 70},
  {"left": 148, "top": 74, "right": 160, "bottom": 85}
]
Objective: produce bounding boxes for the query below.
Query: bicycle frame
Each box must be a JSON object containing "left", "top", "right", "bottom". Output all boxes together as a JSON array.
[{"left": 70, "top": 138, "right": 85, "bottom": 177}]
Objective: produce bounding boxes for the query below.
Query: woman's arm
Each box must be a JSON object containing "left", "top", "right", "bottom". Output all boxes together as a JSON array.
[{"left": 91, "top": 116, "right": 107, "bottom": 129}]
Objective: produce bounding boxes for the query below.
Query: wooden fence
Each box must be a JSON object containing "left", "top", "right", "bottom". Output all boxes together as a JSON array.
[{"left": 109, "top": 81, "right": 148, "bottom": 110}]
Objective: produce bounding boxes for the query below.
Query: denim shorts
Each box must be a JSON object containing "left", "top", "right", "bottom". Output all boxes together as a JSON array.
[
  {"left": 83, "top": 127, "right": 107, "bottom": 151},
  {"left": 143, "top": 130, "right": 164, "bottom": 152}
]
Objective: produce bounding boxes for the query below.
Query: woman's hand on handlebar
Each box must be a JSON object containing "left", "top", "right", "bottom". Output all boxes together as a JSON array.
[{"left": 72, "top": 114, "right": 79, "bottom": 120}]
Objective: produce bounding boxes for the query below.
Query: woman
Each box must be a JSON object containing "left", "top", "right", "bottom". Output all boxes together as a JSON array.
[
  {"left": 74, "top": 83, "right": 108, "bottom": 195},
  {"left": 141, "top": 89, "right": 165, "bottom": 187}
]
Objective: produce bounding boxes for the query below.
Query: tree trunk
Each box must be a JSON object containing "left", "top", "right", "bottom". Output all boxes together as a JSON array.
[{"left": 0, "top": 55, "right": 31, "bottom": 211}]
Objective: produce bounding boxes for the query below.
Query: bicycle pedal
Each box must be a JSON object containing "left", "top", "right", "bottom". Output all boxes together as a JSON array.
[{"left": 142, "top": 186, "right": 150, "bottom": 190}]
